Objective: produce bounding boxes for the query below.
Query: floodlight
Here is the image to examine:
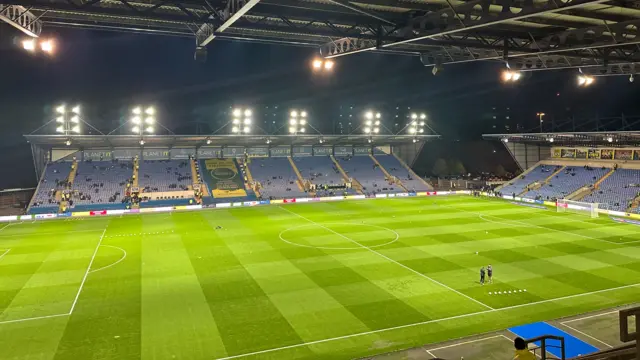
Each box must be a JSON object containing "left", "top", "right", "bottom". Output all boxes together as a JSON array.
[
  {"left": 132, "top": 126, "right": 140, "bottom": 133},
  {"left": 145, "top": 107, "right": 155, "bottom": 115},
  {"left": 233, "top": 118, "right": 240, "bottom": 125},
  {"left": 512, "top": 72, "right": 521, "bottom": 81},
  {"left": 244, "top": 118, "right": 251, "bottom": 125},
  {"left": 411, "top": 121, "right": 417, "bottom": 126},
  {"left": 607, "top": 137, "right": 613, "bottom": 143},
  {"left": 70, "top": 115, "right": 79, "bottom": 123},
  {"left": 420, "top": 113, "right": 426, "bottom": 120},
  {"left": 365, "top": 111, "right": 373, "bottom": 120},
  {"left": 419, "top": 128, "right": 424, "bottom": 133},
  {"left": 289, "top": 119, "right": 297, "bottom": 125},
  {"left": 72, "top": 105, "right": 81, "bottom": 115},
  {"left": 56, "top": 125, "right": 64, "bottom": 133},
  {"left": 420, "top": 121, "right": 425, "bottom": 126},
  {"left": 375, "top": 112, "right": 381, "bottom": 119},
  {"left": 585, "top": 76, "right": 594, "bottom": 85},
  {"left": 373, "top": 128, "right": 379, "bottom": 133},
  {"left": 300, "top": 111, "right": 307, "bottom": 117},
  {"left": 300, "top": 119, "right": 306, "bottom": 125},
  {"left": 243, "top": 126, "right": 250, "bottom": 133},
  {"left": 368, "top": 138, "right": 372, "bottom": 143},
  {"left": 22, "top": 39, "right": 36, "bottom": 52},
  {"left": 366, "top": 120, "right": 373, "bottom": 126},
  {"left": 71, "top": 125, "right": 80, "bottom": 133},
  {"left": 232, "top": 108, "right": 242, "bottom": 117},
  {"left": 374, "top": 120, "right": 380, "bottom": 126},
  {"left": 206, "top": 139, "right": 212, "bottom": 145},
  {"left": 145, "top": 126, "right": 154, "bottom": 133},
  {"left": 244, "top": 109, "right": 252, "bottom": 117},
  {"left": 232, "top": 126, "right": 239, "bottom": 133},
  {"left": 40, "top": 40, "right": 54, "bottom": 54},
  {"left": 56, "top": 116, "right": 64, "bottom": 123},
  {"left": 290, "top": 110, "right": 298, "bottom": 118},
  {"left": 364, "top": 127, "right": 371, "bottom": 133},
  {"left": 312, "top": 59, "right": 323, "bottom": 69},
  {"left": 548, "top": 137, "right": 554, "bottom": 143},
  {"left": 319, "top": 139, "right": 324, "bottom": 144},
  {"left": 132, "top": 107, "right": 142, "bottom": 115},
  {"left": 56, "top": 105, "right": 65, "bottom": 114},
  {"left": 502, "top": 138, "right": 509, "bottom": 143},
  {"left": 145, "top": 117, "right": 154, "bottom": 125},
  {"left": 289, "top": 126, "right": 296, "bottom": 133},
  {"left": 65, "top": 140, "right": 71, "bottom": 146},
  {"left": 140, "top": 140, "right": 145, "bottom": 145},
  {"left": 502, "top": 71, "right": 513, "bottom": 81},
  {"left": 409, "top": 127, "right": 417, "bottom": 134},
  {"left": 132, "top": 116, "right": 141, "bottom": 124},
  {"left": 411, "top": 113, "right": 418, "bottom": 119},
  {"left": 300, "top": 128, "right": 306, "bottom": 133},
  {"left": 266, "top": 139, "right": 271, "bottom": 144},
  {"left": 324, "top": 60, "right": 334, "bottom": 70}
]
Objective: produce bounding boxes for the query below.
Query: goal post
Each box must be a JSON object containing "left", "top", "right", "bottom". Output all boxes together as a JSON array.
[{"left": 557, "top": 199, "right": 599, "bottom": 218}]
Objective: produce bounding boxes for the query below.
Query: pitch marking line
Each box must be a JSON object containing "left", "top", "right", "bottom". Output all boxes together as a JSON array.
[
  {"left": 278, "top": 206, "right": 495, "bottom": 311},
  {"left": 558, "top": 322, "right": 613, "bottom": 348},
  {"left": 89, "top": 245, "right": 127, "bottom": 274},
  {"left": 69, "top": 228, "right": 107, "bottom": 314},
  {"left": 0, "top": 249, "right": 10, "bottom": 261},
  {"left": 0, "top": 313, "right": 69, "bottom": 325},
  {"left": 0, "top": 229, "right": 103, "bottom": 238},
  {"left": 0, "top": 223, "right": 12, "bottom": 232},
  {"left": 562, "top": 310, "right": 618, "bottom": 323},
  {"left": 424, "top": 334, "right": 517, "bottom": 358},
  {"left": 557, "top": 310, "right": 620, "bottom": 349}
]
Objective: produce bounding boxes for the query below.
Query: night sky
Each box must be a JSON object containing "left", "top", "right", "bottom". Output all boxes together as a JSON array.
[{"left": 1, "top": 24, "right": 640, "bottom": 189}]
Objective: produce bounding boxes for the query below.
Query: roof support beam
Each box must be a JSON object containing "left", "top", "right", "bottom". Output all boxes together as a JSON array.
[
  {"left": 324, "top": 0, "right": 396, "bottom": 26},
  {"left": 322, "top": 0, "right": 609, "bottom": 58},
  {"left": 0, "top": 5, "right": 42, "bottom": 37},
  {"left": 196, "top": 0, "right": 261, "bottom": 47}
]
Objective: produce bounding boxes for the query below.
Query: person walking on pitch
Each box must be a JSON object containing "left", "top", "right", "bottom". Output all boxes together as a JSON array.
[{"left": 480, "top": 266, "right": 485, "bottom": 285}]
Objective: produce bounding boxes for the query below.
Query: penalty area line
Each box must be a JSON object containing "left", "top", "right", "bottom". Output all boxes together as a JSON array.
[
  {"left": 0, "top": 248, "right": 10, "bottom": 261},
  {"left": 68, "top": 227, "right": 107, "bottom": 314}
]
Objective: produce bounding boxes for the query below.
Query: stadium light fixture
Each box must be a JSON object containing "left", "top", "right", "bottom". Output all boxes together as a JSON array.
[
  {"left": 324, "top": 60, "right": 334, "bottom": 70},
  {"left": 139, "top": 140, "right": 145, "bottom": 146},
  {"left": 56, "top": 125, "right": 64, "bottom": 133},
  {"left": 131, "top": 106, "right": 155, "bottom": 135},
  {"left": 408, "top": 115, "right": 426, "bottom": 134},
  {"left": 40, "top": 39, "right": 54, "bottom": 54},
  {"left": 56, "top": 116, "right": 64, "bottom": 123},
  {"left": 145, "top": 107, "right": 155, "bottom": 116},
  {"left": 502, "top": 70, "right": 521, "bottom": 82},
  {"left": 71, "top": 105, "right": 80, "bottom": 115},
  {"left": 132, "top": 126, "right": 140, "bottom": 133},
  {"left": 145, "top": 126, "right": 154, "bottom": 133},
  {"left": 232, "top": 107, "right": 252, "bottom": 134},
  {"left": 70, "top": 115, "right": 79, "bottom": 123},
  {"left": 65, "top": 139, "right": 71, "bottom": 146},
  {"left": 502, "top": 138, "right": 509, "bottom": 143},
  {"left": 312, "top": 59, "right": 323, "bottom": 69},
  {"left": 22, "top": 39, "right": 36, "bottom": 52},
  {"left": 132, "top": 107, "right": 142, "bottom": 115},
  {"left": 71, "top": 125, "right": 80, "bottom": 133},
  {"left": 288, "top": 109, "right": 308, "bottom": 135},
  {"left": 206, "top": 139, "right": 212, "bottom": 145},
  {"left": 56, "top": 105, "right": 66, "bottom": 114},
  {"left": 607, "top": 136, "right": 613, "bottom": 143},
  {"left": 53, "top": 104, "right": 82, "bottom": 135},
  {"left": 312, "top": 58, "right": 334, "bottom": 72},
  {"left": 363, "top": 110, "right": 380, "bottom": 134},
  {"left": 577, "top": 75, "right": 595, "bottom": 86}
]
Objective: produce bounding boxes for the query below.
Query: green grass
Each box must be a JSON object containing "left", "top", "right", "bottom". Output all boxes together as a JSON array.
[{"left": 1, "top": 196, "right": 640, "bottom": 360}]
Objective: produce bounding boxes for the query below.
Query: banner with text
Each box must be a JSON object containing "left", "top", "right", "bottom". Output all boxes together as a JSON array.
[{"left": 202, "top": 158, "right": 247, "bottom": 198}]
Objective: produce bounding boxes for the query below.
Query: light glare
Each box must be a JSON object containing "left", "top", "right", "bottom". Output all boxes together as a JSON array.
[
  {"left": 40, "top": 40, "right": 54, "bottom": 54},
  {"left": 22, "top": 39, "right": 36, "bottom": 52}
]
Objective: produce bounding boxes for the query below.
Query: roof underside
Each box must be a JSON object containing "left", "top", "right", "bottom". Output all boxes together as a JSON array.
[
  {"left": 24, "top": 134, "right": 438, "bottom": 148},
  {"left": 3, "top": 0, "right": 640, "bottom": 75},
  {"left": 483, "top": 131, "right": 640, "bottom": 146}
]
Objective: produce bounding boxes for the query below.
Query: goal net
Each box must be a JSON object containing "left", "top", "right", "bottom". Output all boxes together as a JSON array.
[{"left": 557, "top": 199, "right": 599, "bottom": 218}]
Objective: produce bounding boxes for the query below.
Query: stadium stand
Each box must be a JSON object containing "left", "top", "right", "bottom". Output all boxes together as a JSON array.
[
  {"left": 522, "top": 166, "right": 609, "bottom": 201},
  {"left": 374, "top": 155, "right": 431, "bottom": 192},
  {"left": 29, "top": 161, "right": 73, "bottom": 213},
  {"left": 336, "top": 155, "right": 400, "bottom": 195},
  {"left": 138, "top": 160, "right": 192, "bottom": 192},
  {"left": 70, "top": 160, "right": 132, "bottom": 210},
  {"left": 498, "top": 164, "right": 560, "bottom": 196},
  {"left": 583, "top": 168, "right": 640, "bottom": 212},
  {"left": 247, "top": 157, "right": 306, "bottom": 199},
  {"left": 293, "top": 156, "right": 345, "bottom": 186}
]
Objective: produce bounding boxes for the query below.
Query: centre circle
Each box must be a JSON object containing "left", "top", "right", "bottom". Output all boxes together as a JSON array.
[{"left": 279, "top": 222, "right": 399, "bottom": 250}]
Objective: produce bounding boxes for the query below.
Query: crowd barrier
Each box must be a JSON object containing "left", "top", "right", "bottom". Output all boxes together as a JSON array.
[{"left": 7, "top": 191, "right": 467, "bottom": 223}]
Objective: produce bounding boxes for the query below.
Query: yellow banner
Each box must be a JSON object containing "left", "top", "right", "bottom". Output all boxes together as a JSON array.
[{"left": 204, "top": 159, "right": 248, "bottom": 198}]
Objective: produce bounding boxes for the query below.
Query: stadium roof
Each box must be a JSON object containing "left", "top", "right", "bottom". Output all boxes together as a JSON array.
[
  {"left": 4, "top": 0, "right": 640, "bottom": 75},
  {"left": 24, "top": 134, "right": 439, "bottom": 148},
  {"left": 483, "top": 131, "right": 640, "bottom": 146}
]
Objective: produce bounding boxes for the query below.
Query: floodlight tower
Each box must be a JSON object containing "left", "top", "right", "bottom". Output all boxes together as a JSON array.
[
  {"left": 231, "top": 108, "right": 252, "bottom": 134},
  {"left": 55, "top": 104, "right": 82, "bottom": 139},
  {"left": 363, "top": 111, "right": 381, "bottom": 135},
  {"left": 408, "top": 113, "right": 427, "bottom": 135},
  {"left": 288, "top": 110, "right": 308, "bottom": 135},
  {"left": 131, "top": 106, "right": 155, "bottom": 145}
]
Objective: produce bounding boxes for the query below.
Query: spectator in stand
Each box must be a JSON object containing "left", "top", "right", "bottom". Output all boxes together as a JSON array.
[{"left": 513, "top": 337, "right": 536, "bottom": 360}]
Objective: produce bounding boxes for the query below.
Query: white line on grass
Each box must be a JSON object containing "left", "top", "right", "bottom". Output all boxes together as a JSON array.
[
  {"left": 0, "top": 229, "right": 103, "bottom": 238},
  {"left": 68, "top": 228, "right": 107, "bottom": 314},
  {"left": 0, "top": 313, "right": 68, "bottom": 325},
  {"left": 424, "top": 349, "right": 436, "bottom": 358},
  {"left": 0, "top": 223, "right": 12, "bottom": 232},
  {"left": 88, "top": 245, "right": 127, "bottom": 274},
  {"left": 0, "top": 248, "right": 10, "bottom": 261},
  {"left": 425, "top": 334, "right": 507, "bottom": 352},
  {"left": 278, "top": 206, "right": 495, "bottom": 311},
  {"left": 562, "top": 310, "right": 618, "bottom": 323}
]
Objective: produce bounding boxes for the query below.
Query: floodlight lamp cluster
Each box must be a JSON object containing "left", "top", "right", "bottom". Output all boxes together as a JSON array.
[
  {"left": 363, "top": 111, "right": 381, "bottom": 134},
  {"left": 289, "top": 110, "right": 308, "bottom": 134},
  {"left": 312, "top": 58, "right": 334, "bottom": 72},
  {"left": 408, "top": 113, "right": 427, "bottom": 134},
  {"left": 577, "top": 75, "right": 595, "bottom": 86},
  {"left": 55, "top": 104, "right": 81, "bottom": 135},
  {"left": 22, "top": 38, "right": 55, "bottom": 55},
  {"left": 131, "top": 106, "right": 155, "bottom": 135},
  {"left": 502, "top": 70, "right": 522, "bottom": 82},
  {"left": 232, "top": 108, "right": 252, "bottom": 134}
]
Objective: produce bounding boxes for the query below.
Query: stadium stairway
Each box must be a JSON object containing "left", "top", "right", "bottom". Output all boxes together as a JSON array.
[
  {"left": 330, "top": 155, "right": 364, "bottom": 194},
  {"left": 58, "top": 160, "right": 77, "bottom": 213},
  {"left": 287, "top": 156, "right": 310, "bottom": 194},
  {"left": 595, "top": 167, "right": 616, "bottom": 188},
  {"left": 369, "top": 154, "right": 409, "bottom": 192},
  {"left": 239, "top": 158, "right": 261, "bottom": 198},
  {"left": 496, "top": 162, "right": 543, "bottom": 192},
  {"left": 517, "top": 166, "right": 566, "bottom": 196},
  {"left": 392, "top": 153, "right": 433, "bottom": 190},
  {"left": 566, "top": 167, "right": 614, "bottom": 201}
]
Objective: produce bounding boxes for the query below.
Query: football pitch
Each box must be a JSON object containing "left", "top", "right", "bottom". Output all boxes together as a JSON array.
[{"left": 1, "top": 196, "right": 640, "bottom": 360}]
